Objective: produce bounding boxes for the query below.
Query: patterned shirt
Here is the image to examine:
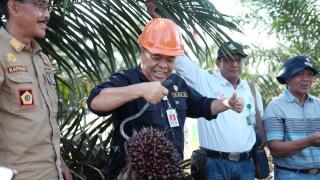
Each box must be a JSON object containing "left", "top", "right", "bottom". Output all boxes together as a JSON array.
[{"left": 264, "top": 89, "right": 320, "bottom": 169}]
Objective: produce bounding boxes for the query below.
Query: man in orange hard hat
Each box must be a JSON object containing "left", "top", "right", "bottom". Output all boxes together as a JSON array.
[
  {"left": 87, "top": 18, "right": 244, "bottom": 179},
  {"left": 145, "top": 1, "right": 266, "bottom": 179}
]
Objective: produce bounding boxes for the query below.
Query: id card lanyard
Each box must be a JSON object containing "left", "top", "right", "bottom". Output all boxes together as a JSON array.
[
  {"left": 163, "top": 96, "right": 179, "bottom": 127},
  {"left": 246, "top": 103, "right": 256, "bottom": 126}
]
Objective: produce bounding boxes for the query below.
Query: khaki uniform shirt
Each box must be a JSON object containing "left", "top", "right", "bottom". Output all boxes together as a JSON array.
[{"left": 0, "top": 27, "right": 63, "bottom": 180}]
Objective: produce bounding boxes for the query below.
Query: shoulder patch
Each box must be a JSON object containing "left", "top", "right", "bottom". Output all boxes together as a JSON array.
[{"left": 9, "top": 38, "right": 24, "bottom": 51}]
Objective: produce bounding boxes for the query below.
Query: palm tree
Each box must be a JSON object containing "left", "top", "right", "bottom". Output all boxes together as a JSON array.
[
  {"left": 2, "top": 0, "right": 243, "bottom": 179},
  {"left": 241, "top": 0, "right": 320, "bottom": 103}
]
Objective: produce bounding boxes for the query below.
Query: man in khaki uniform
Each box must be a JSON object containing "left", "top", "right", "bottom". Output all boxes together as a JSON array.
[{"left": 0, "top": 0, "right": 72, "bottom": 179}]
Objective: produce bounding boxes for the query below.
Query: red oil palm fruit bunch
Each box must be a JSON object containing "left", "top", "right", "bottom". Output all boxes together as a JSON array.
[{"left": 124, "top": 127, "right": 183, "bottom": 180}]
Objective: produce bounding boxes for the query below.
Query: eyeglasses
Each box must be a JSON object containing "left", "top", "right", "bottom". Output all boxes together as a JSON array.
[
  {"left": 18, "top": 0, "right": 54, "bottom": 13},
  {"left": 142, "top": 48, "right": 175, "bottom": 63}
]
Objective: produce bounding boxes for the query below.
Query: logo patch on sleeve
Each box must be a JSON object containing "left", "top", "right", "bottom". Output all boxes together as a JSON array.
[{"left": 19, "top": 89, "right": 34, "bottom": 106}]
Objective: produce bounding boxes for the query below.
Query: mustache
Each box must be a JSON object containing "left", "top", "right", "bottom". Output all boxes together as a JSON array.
[{"left": 37, "top": 20, "right": 48, "bottom": 24}]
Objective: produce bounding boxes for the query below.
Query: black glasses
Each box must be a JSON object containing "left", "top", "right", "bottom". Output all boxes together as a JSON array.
[{"left": 18, "top": 0, "right": 54, "bottom": 13}]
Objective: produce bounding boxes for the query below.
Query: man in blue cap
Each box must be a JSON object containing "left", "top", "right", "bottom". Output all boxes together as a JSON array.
[{"left": 264, "top": 55, "right": 320, "bottom": 179}]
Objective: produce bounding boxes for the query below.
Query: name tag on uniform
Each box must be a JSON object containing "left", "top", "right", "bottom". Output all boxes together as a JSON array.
[
  {"left": 8, "top": 66, "right": 28, "bottom": 73},
  {"left": 166, "top": 108, "right": 179, "bottom": 127},
  {"left": 172, "top": 92, "right": 188, "bottom": 98}
]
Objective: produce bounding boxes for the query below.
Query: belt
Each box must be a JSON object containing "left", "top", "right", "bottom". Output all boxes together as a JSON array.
[
  {"left": 202, "top": 148, "right": 252, "bottom": 162},
  {"left": 276, "top": 165, "right": 320, "bottom": 175}
]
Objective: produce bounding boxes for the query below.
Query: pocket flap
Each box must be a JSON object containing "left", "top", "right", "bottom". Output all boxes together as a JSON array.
[
  {"left": 7, "top": 74, "right": 34, "bottom": 83},
  {"left": 175, "top": 99, "right": 187, "bottom": 110}
]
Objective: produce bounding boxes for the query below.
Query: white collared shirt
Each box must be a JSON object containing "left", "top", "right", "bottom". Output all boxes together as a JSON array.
[{"left": 175, "top": 55, "right": 264, "bottom": 152}]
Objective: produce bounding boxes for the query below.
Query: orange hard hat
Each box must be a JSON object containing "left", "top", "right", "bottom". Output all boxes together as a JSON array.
[{"left": 138, "top": 18, "right": 184, "bottom": 56}]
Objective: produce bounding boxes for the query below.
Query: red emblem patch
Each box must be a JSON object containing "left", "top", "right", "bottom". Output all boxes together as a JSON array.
[{"left": 18, "top": 89, "right": 34, "bottom": 106}]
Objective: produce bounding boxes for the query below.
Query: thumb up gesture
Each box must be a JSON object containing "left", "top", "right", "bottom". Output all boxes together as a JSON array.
[{"left": 227, "top": 91, "right": 244, "bottom": 113}]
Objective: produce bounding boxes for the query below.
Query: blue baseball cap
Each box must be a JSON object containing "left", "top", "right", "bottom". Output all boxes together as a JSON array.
[{"left": 276, "top": 56, "right": 318, "bottom": 84}]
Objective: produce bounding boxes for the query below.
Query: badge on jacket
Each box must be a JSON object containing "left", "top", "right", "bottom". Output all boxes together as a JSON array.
[
  {"left": 47, "top": 74, "right": 55, "bottom": 84},
  {"left": 246, "top": 103, "right": 256, "bottom": 125},
  {"left": 5, "top": 53, "right": 17, "bottom": 62},
  {"left": 167, "top": 108, "right": 179, "bottom": 127},
  {"left": 42, "top": 58, "right": 50, "bottom": 66},
  {"left": 19, "top": 89, "right": 34, "bottom": 106}
]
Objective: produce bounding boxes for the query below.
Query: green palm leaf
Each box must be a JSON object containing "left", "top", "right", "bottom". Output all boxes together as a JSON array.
[{"left": 1, "top": 0, "right": 244, "bottom": 179}]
